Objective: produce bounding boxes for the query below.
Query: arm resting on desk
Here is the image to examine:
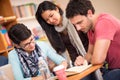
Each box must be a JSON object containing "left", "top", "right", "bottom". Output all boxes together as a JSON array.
[{"left": 67, "top": 64, "right": 103, "bottom": 80}]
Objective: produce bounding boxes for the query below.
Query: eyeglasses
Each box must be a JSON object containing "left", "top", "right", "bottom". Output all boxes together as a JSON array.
[{"left": 20, "top": 37, "right": 35, "bottom": 48}]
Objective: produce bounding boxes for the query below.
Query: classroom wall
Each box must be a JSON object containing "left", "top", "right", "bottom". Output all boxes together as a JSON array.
[
  {"left": 54, "top": 0, "right": 69, "bottom": 11},
  {"left": 55, "top": 0, "right": 120, "bottom": 19},
  {"left": 92, "top": 0, "right": 120, "bottom": 19}
]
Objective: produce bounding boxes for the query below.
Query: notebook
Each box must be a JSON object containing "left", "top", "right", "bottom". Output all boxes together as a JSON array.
[
  {"left": 66, "top": 64, "right": 92, "bottom": 76},
  {"left": 0, "top": 64, "right": 14, "bottom": 80}
]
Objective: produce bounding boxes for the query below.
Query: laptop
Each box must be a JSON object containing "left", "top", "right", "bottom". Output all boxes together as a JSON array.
[{"left": 0, "top": 64, "right": 14, "bottom": 80}]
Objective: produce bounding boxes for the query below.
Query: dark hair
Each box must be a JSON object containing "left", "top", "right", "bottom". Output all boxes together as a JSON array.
[
  {"left": 36, "top": 1, "right": 63, "bottom": 22},
  {"left": 35, "top": 1, "right": 63, "bottom": 30},
  {"left": 66, "top": 0, "right": 95, "bottom": 18},
  {"left": 35, "top": 1, "right": 66, "bottom": 54},
  {"left": 8, "top": 23, "right": 32, "bottom": 45}
]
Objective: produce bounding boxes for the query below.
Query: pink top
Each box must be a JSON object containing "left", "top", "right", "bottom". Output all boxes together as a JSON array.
[{"left": 88, "top": 13, "right": 120, "bottom": 69}]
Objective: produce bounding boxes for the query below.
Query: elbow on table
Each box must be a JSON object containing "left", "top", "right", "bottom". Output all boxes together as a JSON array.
[{"left": 91, "top": 59, "right": 104, "bottom": 65}]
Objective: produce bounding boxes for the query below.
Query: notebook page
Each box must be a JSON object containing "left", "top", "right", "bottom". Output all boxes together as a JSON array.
[{"left": 66, "top": 64, "right": 92, "bottom": 73}]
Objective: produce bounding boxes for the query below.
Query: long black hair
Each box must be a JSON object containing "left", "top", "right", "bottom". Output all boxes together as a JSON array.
[{"left": 36, "top": 1, "right": 66, "bottom": 54}]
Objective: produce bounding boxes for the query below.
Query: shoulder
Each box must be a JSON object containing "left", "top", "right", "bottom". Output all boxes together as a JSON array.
[
  {"left": 36, "top": 41, "right": 50, "bottom": 47},
  {"left": 98, "top": 13, "right": 115, "bottom": 22},
  {"left": 96, "top": 13, "right": 119, "bottom": 29},
  {"left": 36, "top": 41, "right": 52, "bottom": 51},
  {"left": 8, "top": 49, "right": 17, "bottom": 58},
  {"left": 8, "top": 49, "right": 19, "bottom": 63}
]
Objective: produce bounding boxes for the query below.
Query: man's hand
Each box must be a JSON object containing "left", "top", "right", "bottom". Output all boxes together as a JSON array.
[{"left": 74, "top": 56, "right": 87, "bottom": 66}]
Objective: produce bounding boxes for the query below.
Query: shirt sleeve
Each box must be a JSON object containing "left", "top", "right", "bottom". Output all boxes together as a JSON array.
[
  {"left": 37, "top": 41, "right": 65, "bottom": 65},
  {"left": 95, "top": 19, "right": 116, "bottom": 40},
  {"left": 8, "top": 50, "right": 31, "bottom": 80}
]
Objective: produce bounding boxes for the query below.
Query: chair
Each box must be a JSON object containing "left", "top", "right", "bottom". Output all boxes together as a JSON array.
[
  {"left": 0, "top": 64, "right": 14, "bottom": 80},
  {"left": 0, "top": 56, "right": 8, "bottom": 66}
]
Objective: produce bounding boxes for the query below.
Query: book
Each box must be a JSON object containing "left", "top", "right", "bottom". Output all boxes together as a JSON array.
[
  {"left": 66, "top": 64, "right": 92, "bottom": 73},
  {"left": 12, "top": 6, "right": 20, "bottom": 18},
  {"left": 24, "top": 4, "right": 32, "bottom": 17},
  {"left": 1, "top": 27, "right": 12, "bottom": 47},
  {"left": 29, "top": 3, "right": 36, "bottom": 16},
  {"left": 0, "top": 32, "right": 8, "bottom": 50},
  {"left": 4, "top": 33, "right": 12, "bottom": 46},
  {"left": 19, "top": 5, "right": 26, "bottom": 18}
]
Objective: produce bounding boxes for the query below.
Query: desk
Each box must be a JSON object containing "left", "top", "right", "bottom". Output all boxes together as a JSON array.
[{"left": 67, "top": 64, "right": 103, "bottom": 80}]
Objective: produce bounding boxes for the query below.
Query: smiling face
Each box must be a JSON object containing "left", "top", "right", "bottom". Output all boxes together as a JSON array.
[
  {"left": 41, "top": 8, "right": 61, "bottom": 26},
  {"left": 19, "top": 35, "right": 35, "bottom": 53},
  {"left": 69, "top": 14, "right": 93, "bottom": 33}
]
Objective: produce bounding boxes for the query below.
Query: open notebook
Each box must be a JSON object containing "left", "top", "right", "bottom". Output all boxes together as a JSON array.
[
  {"left": 66, "top": 64, "right": 92, "bottom": 76},
  {"left": 0, "top": 64, "right": 14, "bottom": 80}
]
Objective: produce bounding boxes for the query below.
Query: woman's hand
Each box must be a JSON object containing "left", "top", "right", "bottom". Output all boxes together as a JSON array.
[{"left": 61, "top": 60, "right": 68, "bottom": 69}]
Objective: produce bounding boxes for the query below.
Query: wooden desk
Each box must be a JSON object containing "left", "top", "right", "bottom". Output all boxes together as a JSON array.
[{"left": 67, "top": 64, "right": 103, "bottom": 80}]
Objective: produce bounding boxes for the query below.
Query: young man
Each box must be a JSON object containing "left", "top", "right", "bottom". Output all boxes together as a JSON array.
[
  {"left": 66, "top": 0, "right": 120, "bottom": 80},
  {"left": 8, "top": 23, "right": 67, "bottom": 80}
]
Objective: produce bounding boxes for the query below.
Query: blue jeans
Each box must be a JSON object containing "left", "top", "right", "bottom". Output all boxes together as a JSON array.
[
  {"left": 81, "top": 72, "right": 97, "bottom": 80},
  {"left": 0, "top": 56, "right": 8, "bottom": 66},
  {"left": 82, "top": 68, "right": 120, "bottom": 80},
  {"left": 102, "top": 68, "right": 120, "bottom": 80}
]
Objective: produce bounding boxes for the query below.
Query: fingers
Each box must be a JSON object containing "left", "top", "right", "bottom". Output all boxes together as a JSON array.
[
  {"left": 74, "top": 56, "right": 85, "bottom": 66},
  {"left": 61, "top": 60, "right": 68, "bottom": 69},
  {"left": 83, "top": 60, "right": 88, "bottom": 66}
]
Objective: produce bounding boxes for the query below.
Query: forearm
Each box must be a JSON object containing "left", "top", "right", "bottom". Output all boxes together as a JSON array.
[
  {"left": 84, "top": 53, "right": 92, "bottom": 63},
  {"left": 84, "top": 43, "right": 93, "bottom": 64}
]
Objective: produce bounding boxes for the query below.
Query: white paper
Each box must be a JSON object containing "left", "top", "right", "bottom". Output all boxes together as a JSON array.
[{"left": 66, "top": 64, "right": 92, "bottom": 73}]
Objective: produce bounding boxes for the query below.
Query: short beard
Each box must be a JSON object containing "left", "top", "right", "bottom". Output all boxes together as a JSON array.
[{"left": 84, "top": 23, "right": 93, "bottom": 33}]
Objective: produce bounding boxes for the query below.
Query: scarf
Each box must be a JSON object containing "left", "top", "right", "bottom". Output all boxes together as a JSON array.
[
  {"left": 15, "top": 44, "right": 41, "bottom": 78},
  {"left": 55, "top": 15, "right": 86, "bottom": 56}
]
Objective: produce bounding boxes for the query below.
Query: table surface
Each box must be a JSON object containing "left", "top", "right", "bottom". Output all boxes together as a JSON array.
[{"left": 67, "top": 64, "right": 103, "bottom": 80}]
